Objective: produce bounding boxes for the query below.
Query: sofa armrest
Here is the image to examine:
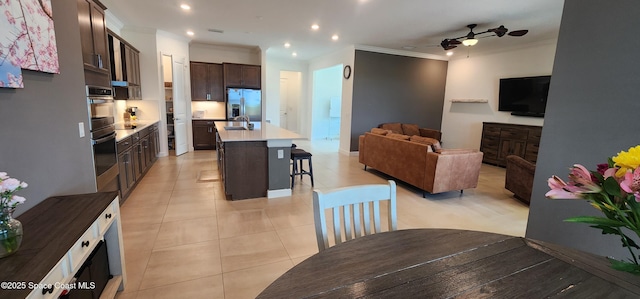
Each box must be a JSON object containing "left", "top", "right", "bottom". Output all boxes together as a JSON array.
[
  {"left": 419, "top": 128, "right": 442, "bottom": 141},
  {"left": 358, "top": 135, "right": 365, "bottom": 164},
  {"left": 505, "top": 155, "right": 535, "bottom": 204},
  {"left": 424, "top": 150, "right": 483, "bottom": 194}
]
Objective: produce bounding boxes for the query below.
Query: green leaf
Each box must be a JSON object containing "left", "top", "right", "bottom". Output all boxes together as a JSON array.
[
  {"left": 623, "top": 236, "right": 640, "bottom": 249},
  {"left": 608, "top": 258, "right": 640, "bottom": 275},
  {"left": 565, "top": 216, "right": 625, "bottom": 227},
  {"left": 593, "top": 225, "right": 620, "bottom": 235},
  {"left": 592, "top": 171, "right": 604, "bottom": 183},
  {"left": 603, "top": 177, "right": 622, "bottom": 197}
]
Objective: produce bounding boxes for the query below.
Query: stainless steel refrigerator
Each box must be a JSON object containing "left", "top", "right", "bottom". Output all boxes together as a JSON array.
[{"left": 227, "top": 88, "right": 262, "bottom": 121}]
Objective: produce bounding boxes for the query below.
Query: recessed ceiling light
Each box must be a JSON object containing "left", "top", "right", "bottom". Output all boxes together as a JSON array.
[
  {"left": 311, "top": 24, "right": 319, "bottom": 30},
  {"left": 446, "top": 51, "right": 454, "bottom": 56},
  {"left": 180, "top": 4, "right": 191, "bottom": 10},
  {"left": 331, "top": 34, "right": 339, "bottom": 41},
  {"left": 292, "top": 52, "right": 298, "bottom": 57},
  {"left": 186, "top": 31, "right": 194, "bottom": 36},
  {"left": 284, "top": 42, "right": 291, "bottom": 48}
]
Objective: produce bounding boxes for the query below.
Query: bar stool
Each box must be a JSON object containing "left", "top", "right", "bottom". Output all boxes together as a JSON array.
[{"left": 291, "top": 148, "right": 314, "bottom": 187}]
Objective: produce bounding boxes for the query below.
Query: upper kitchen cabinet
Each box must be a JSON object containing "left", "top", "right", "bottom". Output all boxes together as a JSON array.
[
  {"left": 78, "top": 0, "right": 110, "bottom": 87},
  {"left": 223, "top": 63, "right": 261, "bottom": 89},
  {"left": 108, "top": 30, "right": 142, "bottom": 100},
  {"left": 190, "top": 62, "right": 223, "bottom": 101}
]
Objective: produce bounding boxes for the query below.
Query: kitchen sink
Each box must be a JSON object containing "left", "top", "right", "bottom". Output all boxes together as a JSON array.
[{"left": 224, "top": 126, "right": 247, "bottom": 130}]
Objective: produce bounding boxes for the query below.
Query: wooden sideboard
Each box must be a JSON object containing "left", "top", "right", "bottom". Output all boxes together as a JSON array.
[
  {"left": 0, "top": 192, "right": 126, "bottom": 299},
  {"left": 480, "top": 122, "right": 542, "bottom": 167}
]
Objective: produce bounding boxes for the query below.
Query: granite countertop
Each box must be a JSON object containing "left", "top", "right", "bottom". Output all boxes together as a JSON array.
[
  {"left": 214, "top": 121, "right": 302, "bottom": 142},
  {"left": 115, "top": 121, "right": 158, "bottom": 141}
]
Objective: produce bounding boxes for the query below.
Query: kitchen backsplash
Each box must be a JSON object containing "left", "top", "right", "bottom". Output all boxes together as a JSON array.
[{"left": 191, "top": 101, "right": 226, "bottom": 119}]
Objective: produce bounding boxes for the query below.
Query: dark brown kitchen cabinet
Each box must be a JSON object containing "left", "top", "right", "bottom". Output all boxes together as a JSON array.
[
  {"left": 223, "top": 63, "right": 261, "bottom": 89},
  {"left": 193, "top": 120, "right": 216, "bottom": 150},
  {"left": 116, "top": 123, "right": 159, "bottom": 200},
  {"left": 77, "top": 0, "right": 110, "bottom": 87},
  {"left": 108, "top": 30, "right": 142, "bottom": 99},
  {"left": 190, "top": 62, "right": 224, "bottom": 101},
  {"left": 480, "top": 122, "right": 542, "bottom": 167},
  {"left": 221, "top": 141, "right": 268, "bottom": 200}
]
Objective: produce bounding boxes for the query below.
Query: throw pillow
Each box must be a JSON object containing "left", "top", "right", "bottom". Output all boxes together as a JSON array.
[
  {"left": 402, "top": 124, "right": 420, "bottom": 137},
  {"left": 380, "top": 123, "right": 403, "bottom": 134},
  {"left": 371, "top": 128, "right": 391, "bottom": 135},
  {"left": 410, "top": 135, "right": 442, "bottom": 151},
  {"left": 387, "top": 133, "right": 410, "bottom": 140}
]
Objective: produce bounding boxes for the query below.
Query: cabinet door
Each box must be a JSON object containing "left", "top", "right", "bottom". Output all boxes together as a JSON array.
[
  {"left": 124, "top": 45, "right": 133, "bottom": 83},
  {"left": 193, "top": 121, "right": 214, "bottom": 150},
  {"left": 90, "top": 3, "right": 108, "bottom": 70},
  {"left": 117, "top": 152, "right": 130, "bottom": 198},
  {"left": 223, "top": 63, "right": 243, "bottom": 87},
  {"left": 190, "top": 62, "right": 209, "bottom": 101},
  {"left": 242, "top": 65, "right": 261, "bottom": 88},
  {"left": 131, "top": 50, "right": 141, "bottom": 85},
  {"left": 77, "top": 0, "right": 95, "bottom": 68},
  {"left": 209, "top": 63, "right": 224, "bottom": 101}
]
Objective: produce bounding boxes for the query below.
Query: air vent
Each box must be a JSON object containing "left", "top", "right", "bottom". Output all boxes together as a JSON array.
[{"left": 208, "top": 29, "right": 224, "bottom": 34}]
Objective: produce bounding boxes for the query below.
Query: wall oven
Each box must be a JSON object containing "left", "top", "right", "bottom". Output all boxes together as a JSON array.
[{"left": 87, "top": 86, "right": 119, "bottom": 193}]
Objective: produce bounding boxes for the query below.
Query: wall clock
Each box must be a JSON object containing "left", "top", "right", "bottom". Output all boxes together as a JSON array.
[{"left": 343, "top": 65, "right": 352, "bottom": 79}]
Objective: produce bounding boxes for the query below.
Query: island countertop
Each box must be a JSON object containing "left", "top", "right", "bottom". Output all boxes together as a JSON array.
[{"left": 215, "top": 121, "right": 302, "bottom": 142}]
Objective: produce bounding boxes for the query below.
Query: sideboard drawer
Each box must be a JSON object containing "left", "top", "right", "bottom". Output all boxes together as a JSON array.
[
  {"left": 68, "top": 222, "right": 99, "bottom": 271},
  {"left": 97, "top": 200, "right": 117, "bottom": 236},
  {"left": 26, "top": 256, "right": 70, "bottom": 299}
]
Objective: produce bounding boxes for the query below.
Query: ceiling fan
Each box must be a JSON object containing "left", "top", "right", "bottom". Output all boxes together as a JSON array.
[{"left": 440, "top": 24, "right": 529, "bottom": 51}]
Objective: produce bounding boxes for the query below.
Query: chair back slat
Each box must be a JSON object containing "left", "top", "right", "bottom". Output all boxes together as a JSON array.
[{"left": 312, "top": 180, "right": 397, "bottom": 251}]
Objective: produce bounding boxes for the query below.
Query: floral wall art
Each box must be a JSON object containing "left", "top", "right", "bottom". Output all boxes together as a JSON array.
[{"left": 0, "top": 0, "right": 59, "bottom": 89}]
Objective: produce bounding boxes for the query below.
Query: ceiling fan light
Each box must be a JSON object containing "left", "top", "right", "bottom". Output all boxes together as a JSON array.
[{"left": 462, "top": 38, "right": 478, "bottom": 46}]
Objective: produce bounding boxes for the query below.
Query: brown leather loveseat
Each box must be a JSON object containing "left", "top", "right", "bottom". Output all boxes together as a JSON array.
[
  {"left": 505, "top": 155, "right": 535, "bottom": 205},
  {"left": 358, "top": 124, "right": 483, "bottom": 195}
]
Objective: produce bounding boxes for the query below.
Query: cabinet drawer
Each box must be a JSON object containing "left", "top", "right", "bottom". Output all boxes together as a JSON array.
[
  {"left": 26, "top": 256, "right": 70, "bottom": 299},
  {"left": 97, "top": 200, "right": 117, "bottom": 236},
  {"left": 500, "top": 128, "right": 528, "bottom": 139},
  {"left": 482, "top": 125, "right": 501, "bottom": 136},
  {"left": 131, "top": 132, "right": 140, "bottom": 142},
  {"left": 117, "top": 136, "right": 132, "bottom": 153},
  {"left": 528, "top": 128, "right": 542, "bottom": 142},
  {"left": 68, "top": 223, "right": 99, "bottom": 272},
  {"left": 482, "top": 148, "right": 498, "bottom": 159}
]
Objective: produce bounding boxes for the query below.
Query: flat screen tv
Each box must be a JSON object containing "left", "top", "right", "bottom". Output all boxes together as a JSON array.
[{"left": 498, "top": 75, "right": 551, "bottom": 117}]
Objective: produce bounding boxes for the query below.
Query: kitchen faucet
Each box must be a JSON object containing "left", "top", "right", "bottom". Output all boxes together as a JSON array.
[{"left": 233, "top": 115, "right": 250, "bottom": 126}]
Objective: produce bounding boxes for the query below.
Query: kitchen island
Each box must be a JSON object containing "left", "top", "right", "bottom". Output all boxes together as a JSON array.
[{"left": 215, "top": 121, "right": 302, "bottom": 200}]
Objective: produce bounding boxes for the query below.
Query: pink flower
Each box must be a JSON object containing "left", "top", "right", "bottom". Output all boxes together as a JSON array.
[
  {"left": 568, "top": 164, "right": 602, "bottom": 193},
  {"left": 546, "top": 175, "right": 582, "bottom": 199},
  {"left": 620, "top": 168, "right": 640, "bottom": 202}
]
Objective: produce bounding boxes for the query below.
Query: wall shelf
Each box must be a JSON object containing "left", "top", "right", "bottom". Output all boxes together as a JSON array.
[{"left": 450, "top": 99, "right": 488, "bottom": 103}]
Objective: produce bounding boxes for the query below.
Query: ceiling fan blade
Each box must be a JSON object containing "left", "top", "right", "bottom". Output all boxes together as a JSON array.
[
  {"left": 508, "top": 30, "right": 529, "bottom": 37},
  {"left": 449, "top": 39, "right": 462, "bottom": 45},
  {"left": 440, "top": 39, "right": 459, "bottom": 50},
  {"left": 488, "top": 25, "right": 508, "bottom": 37}
]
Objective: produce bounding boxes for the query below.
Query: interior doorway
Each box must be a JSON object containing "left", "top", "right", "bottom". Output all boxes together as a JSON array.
[
  {"left": 161, "top": 54, "right": 188, "bottom": 156},
  {"left": 310, "top": 65, "right": 343, "bottom": 142},
  {"left": 279, "top": 71, "right": 302, "bottom": 133}
]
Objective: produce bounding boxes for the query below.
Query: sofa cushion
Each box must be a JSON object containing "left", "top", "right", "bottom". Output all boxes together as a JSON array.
[
  {"left": 371, "top": 128, "right": 391, "bottom": 135},
  {"left": 419, "top": 128, "right": 442, "bottom": 141},
  {"left": 380, "top": 123, "right": 403, "bottom": 134},
  {"left": 402, "top": 124, "right": 420, "bottom": 137},
  {"left": 410, "top": 135, "right": 441, "bottom": 151},
  {"left": 387, "top": 133, "right": 410, "bottom": 140}
]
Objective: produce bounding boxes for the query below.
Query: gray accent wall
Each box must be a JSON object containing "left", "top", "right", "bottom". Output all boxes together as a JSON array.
[
  {"left": 0, "top": 0, "right": 96, "bottom": 216},
  {"left": 526, "top": 0, "right": 640, "bottom": 259},
  {"left": 350, "top": 50, "right": 448, "bottom": 151}
]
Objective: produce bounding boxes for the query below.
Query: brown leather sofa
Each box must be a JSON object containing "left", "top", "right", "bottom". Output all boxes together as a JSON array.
[
  {"left": 358, "top": 130, "right": 483, "bottom": 195},
  {"left": 505, "top": 155, "right": 535, "bottom": 205}
]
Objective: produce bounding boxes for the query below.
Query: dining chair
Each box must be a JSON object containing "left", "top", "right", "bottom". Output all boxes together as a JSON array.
[{"left": 312, "top": 180, "right": 397, "bottom": 251}]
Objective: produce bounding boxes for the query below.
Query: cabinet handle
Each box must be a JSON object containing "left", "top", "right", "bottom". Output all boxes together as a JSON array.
[
  {"left": 206, "top": 93, "right": 211, "bottom": 100},
  {"left": 105, "top": 213, "right": 112, "bottom": 219},
  {"left": 82, "top": 240, "right": 90, "bottom": 248}
]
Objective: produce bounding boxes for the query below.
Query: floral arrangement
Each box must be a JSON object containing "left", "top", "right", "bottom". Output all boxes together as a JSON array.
[
  {"left": 546, "top": 145, "right": 640, "bottom": 275},
  {"left": 0, "top": 172, "right": 28, "bottom": 211}
]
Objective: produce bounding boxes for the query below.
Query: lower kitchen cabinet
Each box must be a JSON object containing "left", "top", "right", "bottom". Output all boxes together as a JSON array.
[
  {"left": 193, "top": 120, "right": 216, "bottom": 150},
  {"left": 116, "top": 122, "right": 159, "bottom": 200}
]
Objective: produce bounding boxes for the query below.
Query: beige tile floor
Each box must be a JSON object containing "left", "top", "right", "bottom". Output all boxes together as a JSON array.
[{"left": 115, "top": 140, "right": 530, "bottom": 299}]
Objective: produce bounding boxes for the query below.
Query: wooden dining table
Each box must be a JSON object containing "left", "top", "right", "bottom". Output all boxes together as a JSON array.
[{"left": 257, "top": 229, "right": 640, "bottom": 298}]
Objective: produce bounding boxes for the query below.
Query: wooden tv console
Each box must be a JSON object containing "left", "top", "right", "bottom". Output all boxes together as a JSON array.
[{"left": 480, "top": 122, "right": 542, "bottom": 167}]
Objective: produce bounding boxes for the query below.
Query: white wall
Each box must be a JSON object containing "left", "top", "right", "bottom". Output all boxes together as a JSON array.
[
  {"left": 308, "top": 46, "right": 355, "bottom": 154},
  {"left": 311, "top": 65, "right": 342, "bottom": 140},
  {"left": 264, "top": 56, "right": 308, "bottom": 126},
  {"left": 441, "top": 42, "right": 557, "bottom": 149},
  {"left": 190, "top": 43, "right": 260, "bottom": 64}
]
